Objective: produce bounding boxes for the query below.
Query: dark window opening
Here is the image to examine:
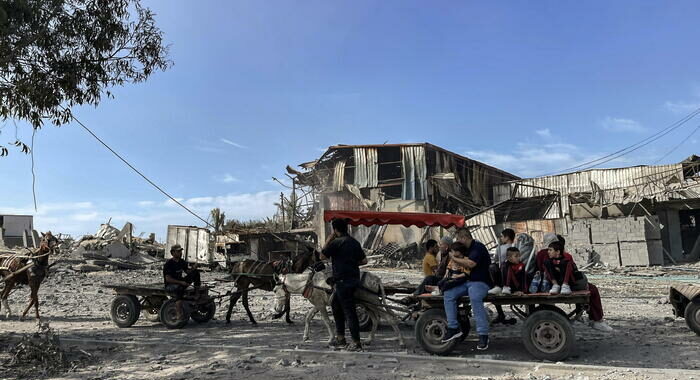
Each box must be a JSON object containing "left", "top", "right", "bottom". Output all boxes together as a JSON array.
[{"left": 382, "top": 185, "right": 403, "bottom": 199}]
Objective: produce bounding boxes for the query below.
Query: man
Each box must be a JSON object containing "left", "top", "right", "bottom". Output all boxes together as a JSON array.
[
  {"left": 320, "top": 218, "right": 368, "bottom": 351},
  {"left": 163, "top": 244, "right": 201, "bottom": 320},
  {"left": 441, "top": 227, "right": 491, "bottom": 350}
]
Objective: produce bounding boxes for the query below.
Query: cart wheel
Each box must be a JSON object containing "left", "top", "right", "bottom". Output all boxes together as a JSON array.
[
  {"left": 357, "top": 303, "right": 374, "bottom": 332},
  {"left": 684, "top": 301, "right": 700, "bottom": 336},
  {"left": 110, "top": 295, "right": 141, "bottom": 328},
  {"left": 522, "top": 310, "right": 575, "bottom": 361},
  {"left": 160, "top": 299, "right": 188, "bottom": 329},
  {"left": 191, "top": 301, "right": 217, "bottom": 323},
  {"left": 415, "top": 309, "right": 461, "bottom": 355}
]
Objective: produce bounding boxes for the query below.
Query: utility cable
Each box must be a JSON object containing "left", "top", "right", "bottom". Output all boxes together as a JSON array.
[
  {"left": 653, "top": 124, "right": 700, "bottom": 165},
  {"left": 68, "top": 111, "right": 214, "bottom": 229},
  {"left": 538, "top": 106, "right": 700, "bottom": 176}
]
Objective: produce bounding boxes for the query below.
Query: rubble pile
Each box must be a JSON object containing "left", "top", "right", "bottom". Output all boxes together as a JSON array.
[
  {"left": 1, "top": 323, "right": 89, "bottom": 379},
  {"left": 63, "top": 222, "right": 164, "bottom": 272},
  {"left": 365, "top": 242, "right": 420, "bottom": 269}
]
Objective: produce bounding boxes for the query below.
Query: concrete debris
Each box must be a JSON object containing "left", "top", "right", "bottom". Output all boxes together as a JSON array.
[
  {"left": 365, "top": 242, "right": 420, "bottom": 269},
  {"left": 59, "top": 222, "right": 164, "bottom": 272},
  {"left": 1, "top": 323, "right": 89, "bottom": 379}
]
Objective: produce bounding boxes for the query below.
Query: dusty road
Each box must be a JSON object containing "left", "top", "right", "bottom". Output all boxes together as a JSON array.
[{"left": 0, "top": 262, "right": 698, "bottom": 379}]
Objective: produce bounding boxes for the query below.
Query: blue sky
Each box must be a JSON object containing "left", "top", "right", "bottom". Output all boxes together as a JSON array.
[{"left": 2, "top": 1, "right": 700, "bottom": 239}]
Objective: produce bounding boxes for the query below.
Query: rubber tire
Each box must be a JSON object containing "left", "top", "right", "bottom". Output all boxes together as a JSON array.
[
  {"left": 356, "top": 303, "right": 374, "bottom": 332},
  {"left": 160, "top": 298, "right": 188, "bottom": 329},
  {"left": 415, "top": 308, "right": 460, "bottom": 356},
  {"left": 522, "top": 310, "right": 575, "bottom": 361},
  {"left": 191, "top": 301, "right": 217, "bottom": 323},
  {"left": 684, "top": 301, "right": 700, "bottom": 336},
  {"left": 110, "top": 295, "right": 141, "bottom": 328}
]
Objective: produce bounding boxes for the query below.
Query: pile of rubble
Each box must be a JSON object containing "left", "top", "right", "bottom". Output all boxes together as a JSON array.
[
  {"left": 65, "top": 222, "right": 164, "bottom": 272},
  {"left": 0, "top": 323, "right": 89, "bottom": 379},
  {"left": 365, "top": 242, "right": 420, "bottom": 269}
]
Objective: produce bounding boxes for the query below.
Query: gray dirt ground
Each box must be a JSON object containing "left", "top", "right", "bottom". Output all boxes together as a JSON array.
[{"left": 0, "top": 263, "right": 699, "bottom": 380}]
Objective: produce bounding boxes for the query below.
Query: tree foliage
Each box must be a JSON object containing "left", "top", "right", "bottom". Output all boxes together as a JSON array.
[
  {"left": 209, "top": 207, "right": 226, "bottom": 234},
  {"left": 0, "top": 0, "right": 171, "bottom": 155}
]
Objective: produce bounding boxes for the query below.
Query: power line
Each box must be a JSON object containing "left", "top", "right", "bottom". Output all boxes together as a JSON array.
[
  {"left": 653, "top": 124, "right": 700, "bottom": 165},
  {"left": 537, "top": 106, "right": 700, "bottom": 177},
  {"left": 68, "top": 111, "right": 214, "bottom": 229}
]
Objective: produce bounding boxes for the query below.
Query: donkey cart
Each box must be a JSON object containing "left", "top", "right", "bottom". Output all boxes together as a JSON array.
[
  {"left": 414, "top": 290, "right": 590, "bottom": 361},
  {"left": 105, "top": 283, "right": 217, "bottom": 329}
]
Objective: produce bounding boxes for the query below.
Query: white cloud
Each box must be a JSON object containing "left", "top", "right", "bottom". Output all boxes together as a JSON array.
[
  {"left": 220, "top": 174, "right": 238, "bottom": 183},
  {"left": 5, "top": 191, "right": 282, "bottom": 241},
  {"left": 466, "top": 141, "right": 632, "bottom": 177},
  {"left": 665, "top": 101, "right": 700, "bottom": 114},
  {"left": 220, "top": 138, "right": 248, "bottom": 149},
  {"left": 71, "top": 212, "right": 100, "bottom": 222},
  {"left": 535, "top": 129, "right": 552, "bottom": 138},
  {"left": 601, "top": 117, "right": 646, "bottom": 133}
]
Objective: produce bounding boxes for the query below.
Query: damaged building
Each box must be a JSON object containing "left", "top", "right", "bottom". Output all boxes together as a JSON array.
[
  {"left": 471, "top": 156, "right": 700, "bottom": 267},
  {"left": 288, "top": 143, "right": 519, "bottom": 255},
  {"left": 287, "top": 143, "right": 700, "bottom": 268}
]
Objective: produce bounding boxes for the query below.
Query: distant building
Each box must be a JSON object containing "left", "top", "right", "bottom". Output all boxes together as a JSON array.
[{"left": 0, "top": 214, "right": 37, "bottom": 248}]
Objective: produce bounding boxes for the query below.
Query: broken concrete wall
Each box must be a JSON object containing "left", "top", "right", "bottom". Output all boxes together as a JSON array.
[
  {"left": 562, "top": 216, "right": 664, "bottom": 267},
  {"left": 501, "top": 216, "right": 664, "bottom": 267}
]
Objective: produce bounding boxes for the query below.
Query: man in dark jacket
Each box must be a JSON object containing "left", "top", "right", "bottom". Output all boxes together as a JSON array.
[{"left": 320, "top": 218, "right": 367, "bottom": 351}]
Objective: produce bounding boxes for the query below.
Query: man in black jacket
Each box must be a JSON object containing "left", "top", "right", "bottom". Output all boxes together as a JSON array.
[{"left": 320, "top": 218, "right": 367, "bottom": 351}]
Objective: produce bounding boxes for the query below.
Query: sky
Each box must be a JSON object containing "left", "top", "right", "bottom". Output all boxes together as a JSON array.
[{"left": 3, "top": 0, "right": 700, "bottom": 240}]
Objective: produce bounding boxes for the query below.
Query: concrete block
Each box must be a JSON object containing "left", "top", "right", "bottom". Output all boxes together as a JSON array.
[
  {"left": 619, "top": 240, "right": 664, "bottom": 266},
  {"left": 592, "top": 243, "right": 621, "bottom": 267},
  {"left": 106, "top": 242, "right": 131, "bottom": 259}
]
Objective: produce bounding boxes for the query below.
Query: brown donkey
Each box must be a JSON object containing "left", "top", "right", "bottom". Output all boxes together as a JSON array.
[
  {"left": 0, "top": 232, "right": 59, "bottom": 321},
  {"left": 226, "top": 247, "right": 321, "bottom": 325}
]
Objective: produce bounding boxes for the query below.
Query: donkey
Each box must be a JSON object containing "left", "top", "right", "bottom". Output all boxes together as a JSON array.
[
  {"left": 274, "top": 269, "right": 406, "bottom": 348},
  {"left": 0, "top": 232, "right": 59, "bottom": 321},
  {"left": 226, "top": 247, "right": 320, "bottom": 325}
]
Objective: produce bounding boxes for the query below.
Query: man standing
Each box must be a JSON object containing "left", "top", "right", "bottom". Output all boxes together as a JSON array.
[
  {"left": 163, "top": 244, "right": 201, "bottom": 321},
  {"left": 320, "top": 219, "right": 368, "bottom": 351},
  {"left": 441, "top": 228, "right": 491, "bottom": 350}
]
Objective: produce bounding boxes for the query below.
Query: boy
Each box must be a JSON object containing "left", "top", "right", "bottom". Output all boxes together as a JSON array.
[
  {"left": 501, "top": 247, "right": 528, "bottom": 295},
  {"left": 544, "top": 241, "right": 586, "bottom": 295},
  {"left": 488, "top": 229, "right": 515, "bottom": 295}
]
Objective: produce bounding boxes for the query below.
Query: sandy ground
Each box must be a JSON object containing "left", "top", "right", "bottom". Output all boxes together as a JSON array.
[{"left": 0, "top": 262, "right": 699, "bottom": 380}]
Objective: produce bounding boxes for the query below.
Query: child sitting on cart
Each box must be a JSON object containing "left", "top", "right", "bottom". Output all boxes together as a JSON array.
[
  {"left": 436, "top": 242, "right": 471, "bottom": 293},
  {"left": 501, "top": 247, "right": 530, "bottom": 295},
  {"left": 543, "top": 241, "right": 587, "bottom": 295}
]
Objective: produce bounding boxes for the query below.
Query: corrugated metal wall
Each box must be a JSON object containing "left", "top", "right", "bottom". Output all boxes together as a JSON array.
[{"left": 494, "top": 164, "right": 685, "bottom": 216}]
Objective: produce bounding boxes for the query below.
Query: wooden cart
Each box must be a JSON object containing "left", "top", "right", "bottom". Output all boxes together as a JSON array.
[
  {"left": 414, "top": 290, "right": 589, "bottom": 361},
  {"left": 104, "top": 283, "right": 217, "bottom": 329}
]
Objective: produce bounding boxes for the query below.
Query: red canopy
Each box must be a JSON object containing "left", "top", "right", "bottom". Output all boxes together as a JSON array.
[{"left": 323, "top": 210, "right": 465, "bottom": 228}]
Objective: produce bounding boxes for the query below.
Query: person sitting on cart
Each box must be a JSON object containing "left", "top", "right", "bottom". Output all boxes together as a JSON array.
[
  {"left": 543, "top": 241, "right": 585, "bottom": 295},
  {"left": 535, "top": 234, "right": 613, "bottom": 332},
  {"left": 163, "top": 244, "right": 201, "bottom": 321},
  {"left": 502, "top": 247, "right": 530, "bottom": 295},
  {"left": 436, "top": 242, "right": 470, "bottom": 291},
  {"left": 441, "top": 227, "right": 491, "bottom": 351}
]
